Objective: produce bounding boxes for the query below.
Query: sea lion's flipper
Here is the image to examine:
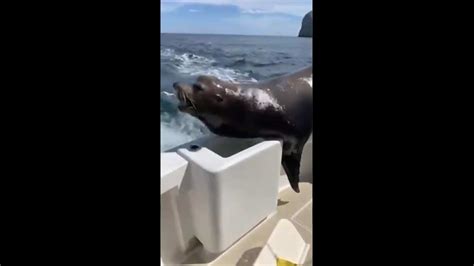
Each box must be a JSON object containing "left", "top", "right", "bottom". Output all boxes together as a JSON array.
[{"left": 282, "top": 151, "right": 302, "bottom": 193}]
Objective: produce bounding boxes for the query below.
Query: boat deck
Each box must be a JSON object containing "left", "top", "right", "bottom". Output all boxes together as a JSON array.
[{"left": 180, "top": 181, "right": 313, "bottom": 265}]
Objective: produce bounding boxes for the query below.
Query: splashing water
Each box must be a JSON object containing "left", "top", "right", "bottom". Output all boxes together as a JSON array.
[{"left": 160, "top": 33, "right": 312, "bottom": 151}]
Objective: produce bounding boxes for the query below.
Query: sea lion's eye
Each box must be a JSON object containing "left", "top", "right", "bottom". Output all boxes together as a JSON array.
[
  {"left": 215, "top": 94, "right": 223, "bottom": 102},
  {"left": 193, "top": 84, "right": 204, "bottom": 91}
]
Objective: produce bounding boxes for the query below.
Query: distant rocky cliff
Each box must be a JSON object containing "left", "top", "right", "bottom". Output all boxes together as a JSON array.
[{"left": 298, "top": 11, "right": 313, "bottom": 37}]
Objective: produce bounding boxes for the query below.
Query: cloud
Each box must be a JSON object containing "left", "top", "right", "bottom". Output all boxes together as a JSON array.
[
  {"left": 222, "top": 14, "right": 301, "bottom": 36},
  {"left": 161, "top": 0, "right": 312, "bottom": 17},
  {"left": 241, "top": 9, "right": 270, "bottom": 14},
  {"left": 160, "top": 2, "right": 309, "bottom": 36},
  {"left": 161, "top": 2, "right": 184, "bottom": 12}
]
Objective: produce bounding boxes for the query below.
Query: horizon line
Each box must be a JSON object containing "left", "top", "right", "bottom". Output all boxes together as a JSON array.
[{"left": 160, "top": 32, "right": 303, "bottom": 38}]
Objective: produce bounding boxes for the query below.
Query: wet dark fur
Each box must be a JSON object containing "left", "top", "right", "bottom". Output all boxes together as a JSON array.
[{"left": 174, "top": 66, "right": 313, "bottom": 192}]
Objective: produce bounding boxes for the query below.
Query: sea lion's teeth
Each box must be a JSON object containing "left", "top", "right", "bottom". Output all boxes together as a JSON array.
[{"left": 187, "top": 97, "right": 197, "bottom": 111}]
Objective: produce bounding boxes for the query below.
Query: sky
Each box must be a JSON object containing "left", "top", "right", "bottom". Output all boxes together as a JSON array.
[{"left": 161, "top": 0, "right": 312, "bottom": 36}]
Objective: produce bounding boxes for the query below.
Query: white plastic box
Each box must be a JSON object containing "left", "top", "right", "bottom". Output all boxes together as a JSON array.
[{"left": 176, "top": 139, "right": 282, "bottom": 253}]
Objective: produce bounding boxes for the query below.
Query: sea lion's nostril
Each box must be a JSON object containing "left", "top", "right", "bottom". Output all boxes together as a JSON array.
[{"left": 173, "top": 82, "right": 179, "bottom": 89}]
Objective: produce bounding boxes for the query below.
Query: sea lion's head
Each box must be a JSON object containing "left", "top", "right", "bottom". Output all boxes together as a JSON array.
[{"left": 173, "top": 75, "right": 244, "bottom": 118}]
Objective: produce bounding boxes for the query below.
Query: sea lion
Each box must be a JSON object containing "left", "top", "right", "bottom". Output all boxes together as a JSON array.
[{"left": 173, "top": 66, "right": 313, "bottom": 193}]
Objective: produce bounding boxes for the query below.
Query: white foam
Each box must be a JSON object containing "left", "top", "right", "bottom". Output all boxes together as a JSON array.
[
  {"left": 162, "top": 91, "right": 175, "bottom": 97},
  {"left": 160, "top": 112, "right": 209, "bottom": 152},
  {"left": 160, "top": 48, "right": 175, "bottom": 58},
  {"left": 171, "top": 51, "right": 257, "bottom": 83}
]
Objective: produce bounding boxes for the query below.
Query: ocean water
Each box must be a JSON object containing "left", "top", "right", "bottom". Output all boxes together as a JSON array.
[{"left": 160, "top": 33, "right": 312, "bottom": 151}]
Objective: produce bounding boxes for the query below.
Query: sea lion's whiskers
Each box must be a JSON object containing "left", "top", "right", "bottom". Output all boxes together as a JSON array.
[
  {"left": 183, "top": 92, "right": 198, "bottom": 111},
  {"left": 189, "top": 97, "right": 198, "bottom": 111}
]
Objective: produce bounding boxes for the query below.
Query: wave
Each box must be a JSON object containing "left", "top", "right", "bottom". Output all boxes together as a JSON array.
[
  {"left": 161, "top": 47, "right": 257, "bottom": 83},
  {"left": 160, "top": 48, "right": 176, "bottom": 58},
  {"left": 160, "top": 34, "right": 312, "bottom": 152},
  {"left": 160, "top": 46, "right": 266, "bottom": 151},
  {"left": 160, "top": 112, "right": 209, "bottom": 152}
]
